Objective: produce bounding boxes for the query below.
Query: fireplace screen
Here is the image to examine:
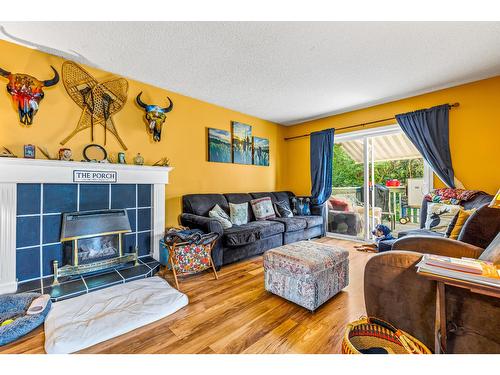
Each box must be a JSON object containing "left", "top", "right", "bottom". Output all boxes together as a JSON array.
[{"left": 77, "top": 234, "right": 120, "bottom": 265}]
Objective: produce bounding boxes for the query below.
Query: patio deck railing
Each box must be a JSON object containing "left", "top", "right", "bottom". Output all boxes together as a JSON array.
[{"left": 331, "top": 186, "right": 421, "bottom": 226}]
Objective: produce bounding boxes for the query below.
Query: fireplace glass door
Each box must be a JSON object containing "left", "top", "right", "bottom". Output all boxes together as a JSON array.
[{"left": 77, "top": 234, "right": 120, "bottom": 265}]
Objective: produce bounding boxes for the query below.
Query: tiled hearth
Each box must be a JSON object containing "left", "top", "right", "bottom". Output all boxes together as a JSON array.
[
  {"left": 17, "top": 256, "right": 160, "bottom": 301},
  {"left": 0, "top": 158, "right": 172, "bottom": 295}
]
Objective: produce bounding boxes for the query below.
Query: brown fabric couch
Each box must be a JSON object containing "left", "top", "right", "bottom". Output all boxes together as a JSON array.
[{"left": 364, "top": 236, "right": 500, "bottom": 353}]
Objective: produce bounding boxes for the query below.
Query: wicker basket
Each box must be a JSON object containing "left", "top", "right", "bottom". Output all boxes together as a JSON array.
[{"left": 342, "top": 317, "right": 432, "bottom": 354}]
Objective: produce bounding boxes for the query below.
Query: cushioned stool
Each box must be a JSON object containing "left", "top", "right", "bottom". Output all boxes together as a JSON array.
[{"left": 263, "top": 241, "right": 349, "bottom": 311}]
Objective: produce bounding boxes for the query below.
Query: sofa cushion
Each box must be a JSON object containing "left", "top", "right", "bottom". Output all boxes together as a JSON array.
[
  {"left": 269, "top": 217, "right": 307, "bottom": 232},
  {"left": 223, "top": 220, "right": 285, "bottom": 247},
  {"left": 295, "top": 215, "right": 323, "bottom": 228},
  {"left": 183, "top": 194, "right": 229, "bottom": 217},
  {"left": 224, "top": 193, "right": 255, "bottom": 222}
]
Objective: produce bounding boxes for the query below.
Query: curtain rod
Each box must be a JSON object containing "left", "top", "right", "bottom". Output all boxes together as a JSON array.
[{"left": 284, "top": 102, "right": 460, "bottom": 141}]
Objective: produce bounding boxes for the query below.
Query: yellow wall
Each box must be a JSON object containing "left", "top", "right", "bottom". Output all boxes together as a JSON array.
[
  {"left": 283, "top": 76, "right": 500, "bottom": 196},
  {"left": 0, "top": 40, "right": 285, "bottom": 226},
  {"left": 2, "top": 38, "right": 498, "bottom": 227}
]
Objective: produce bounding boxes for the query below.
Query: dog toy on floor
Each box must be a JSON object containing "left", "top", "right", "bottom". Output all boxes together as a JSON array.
[{"left": 355, "top": 224, "right": 394, "bottom": 252}]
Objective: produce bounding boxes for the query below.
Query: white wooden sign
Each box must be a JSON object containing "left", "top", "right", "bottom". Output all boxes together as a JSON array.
[{"left": 73, "top": 170, "right": 117, "bottom": 183}]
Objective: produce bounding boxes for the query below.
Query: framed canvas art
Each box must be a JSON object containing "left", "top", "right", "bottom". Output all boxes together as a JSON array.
[
  {"left": 232, "top": 122, "right": 252, "bottom": 165},
  {"left": 253, "top": 137, "right": 269, "bottom": 166},
  {"left": 208, "top": 128, "right": 232, "bottom": 163}
]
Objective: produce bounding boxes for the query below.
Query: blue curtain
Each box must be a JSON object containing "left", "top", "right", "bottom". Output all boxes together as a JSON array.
[
  {"left": 395, "top": 104, "right": 455, "bottom": 188},
  {"left": 310, "top": 128, "right": 335, "bottom": 205}
]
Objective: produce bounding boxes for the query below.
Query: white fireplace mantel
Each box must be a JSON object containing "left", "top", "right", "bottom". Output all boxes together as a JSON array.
[{"left": 0, "top": 157, "right": 173, "bottom": 294}]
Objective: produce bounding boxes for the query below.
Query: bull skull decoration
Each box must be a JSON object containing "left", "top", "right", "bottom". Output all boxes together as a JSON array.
[
  {"left": 136, "top": 92, "right": 173, "bottom": 142},
  {"left": 0, "top": 66, "right": 59, "bottom": 125}
]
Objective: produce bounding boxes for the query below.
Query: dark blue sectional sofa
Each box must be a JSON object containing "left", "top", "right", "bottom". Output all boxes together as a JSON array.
[{"left": 180, "top": 191, "right": 326, "bottom": 268}]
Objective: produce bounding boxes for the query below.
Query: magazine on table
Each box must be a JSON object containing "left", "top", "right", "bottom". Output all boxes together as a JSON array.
[{"left": 416, "top": 254, "right": 500, "bottom": 288}]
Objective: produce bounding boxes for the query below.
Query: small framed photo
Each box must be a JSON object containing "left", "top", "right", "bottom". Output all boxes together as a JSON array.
[{"left": 23, "top": 144, "right": 35, "bottom": 159}]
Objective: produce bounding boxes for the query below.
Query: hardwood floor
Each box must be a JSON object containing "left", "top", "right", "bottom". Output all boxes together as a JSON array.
[{"left": 0, "top": 238, "right": 373, "bottom": 354}]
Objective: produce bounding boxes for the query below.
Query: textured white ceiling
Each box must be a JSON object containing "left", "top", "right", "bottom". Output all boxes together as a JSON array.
[{"left": 1, "top": 22, "right": 500, "bottom": 125}]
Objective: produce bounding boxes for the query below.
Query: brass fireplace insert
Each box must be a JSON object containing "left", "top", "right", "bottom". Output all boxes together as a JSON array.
[{"left": 53, "top": 209, "right": 139, "bottom": 284}]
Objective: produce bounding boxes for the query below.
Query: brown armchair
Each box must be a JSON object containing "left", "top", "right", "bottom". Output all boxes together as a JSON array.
[{"left": 364, "top": 236, "right": 500, "bottom": 353}]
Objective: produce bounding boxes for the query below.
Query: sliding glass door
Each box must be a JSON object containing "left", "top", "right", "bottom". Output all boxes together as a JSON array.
[
  {"left": 328, "top": 138, "right": 366, "bottom": 239},
  {"left": 327, "top": 125, "right": 432, "bottom": 241}
]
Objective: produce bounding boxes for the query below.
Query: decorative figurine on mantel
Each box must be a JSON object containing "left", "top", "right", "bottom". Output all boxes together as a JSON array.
[
  {"left": 133, "top": 153, "right": 144, "bottom": 166},
  {"left": 153, "top": 157, "right": 170, "bottom": 167},
  {"left": 23, "top": 144, "right": 35, "bottom": 159},
  {"left": 58, "top": 148, "right": 73, "bottom": 161},
  {"left": 118, "top": 152, "right": 127, "bottom": 164}
]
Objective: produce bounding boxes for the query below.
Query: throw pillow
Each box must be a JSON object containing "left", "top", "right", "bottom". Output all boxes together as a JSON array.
[
  {"left": 208, "top": 204, "right": 232, "bottom": 229},
  {"left": 424, "top": 203, "right": 461, "bottom": 234},
  {"left": 250, "top": 197, "right": 276, "bottom": 220},
  {"left": 274, "top": 200, "right": 293, "bottom": 218},
  {"left": 446, "top": 208, "right": 476, "bottom": 239},
  {"left": 229, "top": 202, "right": 249, "bottom": 225}
]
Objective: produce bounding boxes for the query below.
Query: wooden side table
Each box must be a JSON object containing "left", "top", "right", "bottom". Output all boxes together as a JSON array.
[{"left": 417, "top": 271, "right": 500, "bottom": 354}]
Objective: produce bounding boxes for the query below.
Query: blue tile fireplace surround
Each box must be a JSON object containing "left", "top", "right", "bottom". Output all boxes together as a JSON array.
[{"left": 16, "top": 183, "right": 160, "bottom": 300}]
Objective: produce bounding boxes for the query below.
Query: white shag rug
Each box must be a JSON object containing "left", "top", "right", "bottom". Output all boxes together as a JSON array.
[{"left": 44, "top": 276, "right": 188, "bottom": 354}]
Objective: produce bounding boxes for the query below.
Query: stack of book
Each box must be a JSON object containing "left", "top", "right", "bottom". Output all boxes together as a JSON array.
[{"left": 417, "top": 254, "right": 500, "bottom": 288}]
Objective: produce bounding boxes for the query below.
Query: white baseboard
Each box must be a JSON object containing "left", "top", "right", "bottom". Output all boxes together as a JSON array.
[{"left": 0, "top": 281, "right": 18, "bottom": 295}]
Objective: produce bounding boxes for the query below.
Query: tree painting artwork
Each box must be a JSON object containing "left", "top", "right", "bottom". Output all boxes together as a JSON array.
[
  {"left": 232, "top": 122, "right": 253, "bottom": 164},
  {"left": 253, "top": 137, "right": 269, "bottom": 166},
  {"left": 208, "top": 128, "right": 232, "bottom": 163}
]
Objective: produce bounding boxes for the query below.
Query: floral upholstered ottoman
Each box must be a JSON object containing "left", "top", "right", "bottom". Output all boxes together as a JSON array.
[{"left": 263, "top": 241, "right": 349, "bottom": 311}]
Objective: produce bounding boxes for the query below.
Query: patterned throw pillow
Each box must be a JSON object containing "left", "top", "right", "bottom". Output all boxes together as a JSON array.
[
  {"left": 274, "top": 200, "right": 293, "bottom": 218},
  {"left": 209, "top": 204, "right": 232, "bottom": 229},
  {"left": 424, "top": 203, "right": 461, "bottom": 234},
  {"left": 250, "top": 197, "right": 276, "bottom": 220},
  {"left": 229, "top": 202, "right": 249, "bottom": 225}
]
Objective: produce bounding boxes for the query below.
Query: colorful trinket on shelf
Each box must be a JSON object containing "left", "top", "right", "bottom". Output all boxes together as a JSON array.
[
  {"left": 118, "top": 152, "right": 127, "bottom": 164},
  {"left": 23, "top": 144, "right": 36, "bottom": 159},
  {"left": 133, "top": 153, "right": 144, "bottom": 166},
  {"left": 58, "top": 148, "right": 72, "bottom": 161}
]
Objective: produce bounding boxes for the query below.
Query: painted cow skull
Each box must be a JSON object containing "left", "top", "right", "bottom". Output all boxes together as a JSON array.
[
  {"left": 0, "top": 66, "right": 59, "bottom": 125},
  {"left": 136, "top": 92, "right": 173, "bottom": 142}
]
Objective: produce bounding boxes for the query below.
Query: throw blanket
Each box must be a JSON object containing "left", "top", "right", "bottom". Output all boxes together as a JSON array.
[
  {"left": 425, "top": 188, "right": 484, "bottom": 205},
  {"left": 164, "top": 228, "right": 219, "bottom": 246}
]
